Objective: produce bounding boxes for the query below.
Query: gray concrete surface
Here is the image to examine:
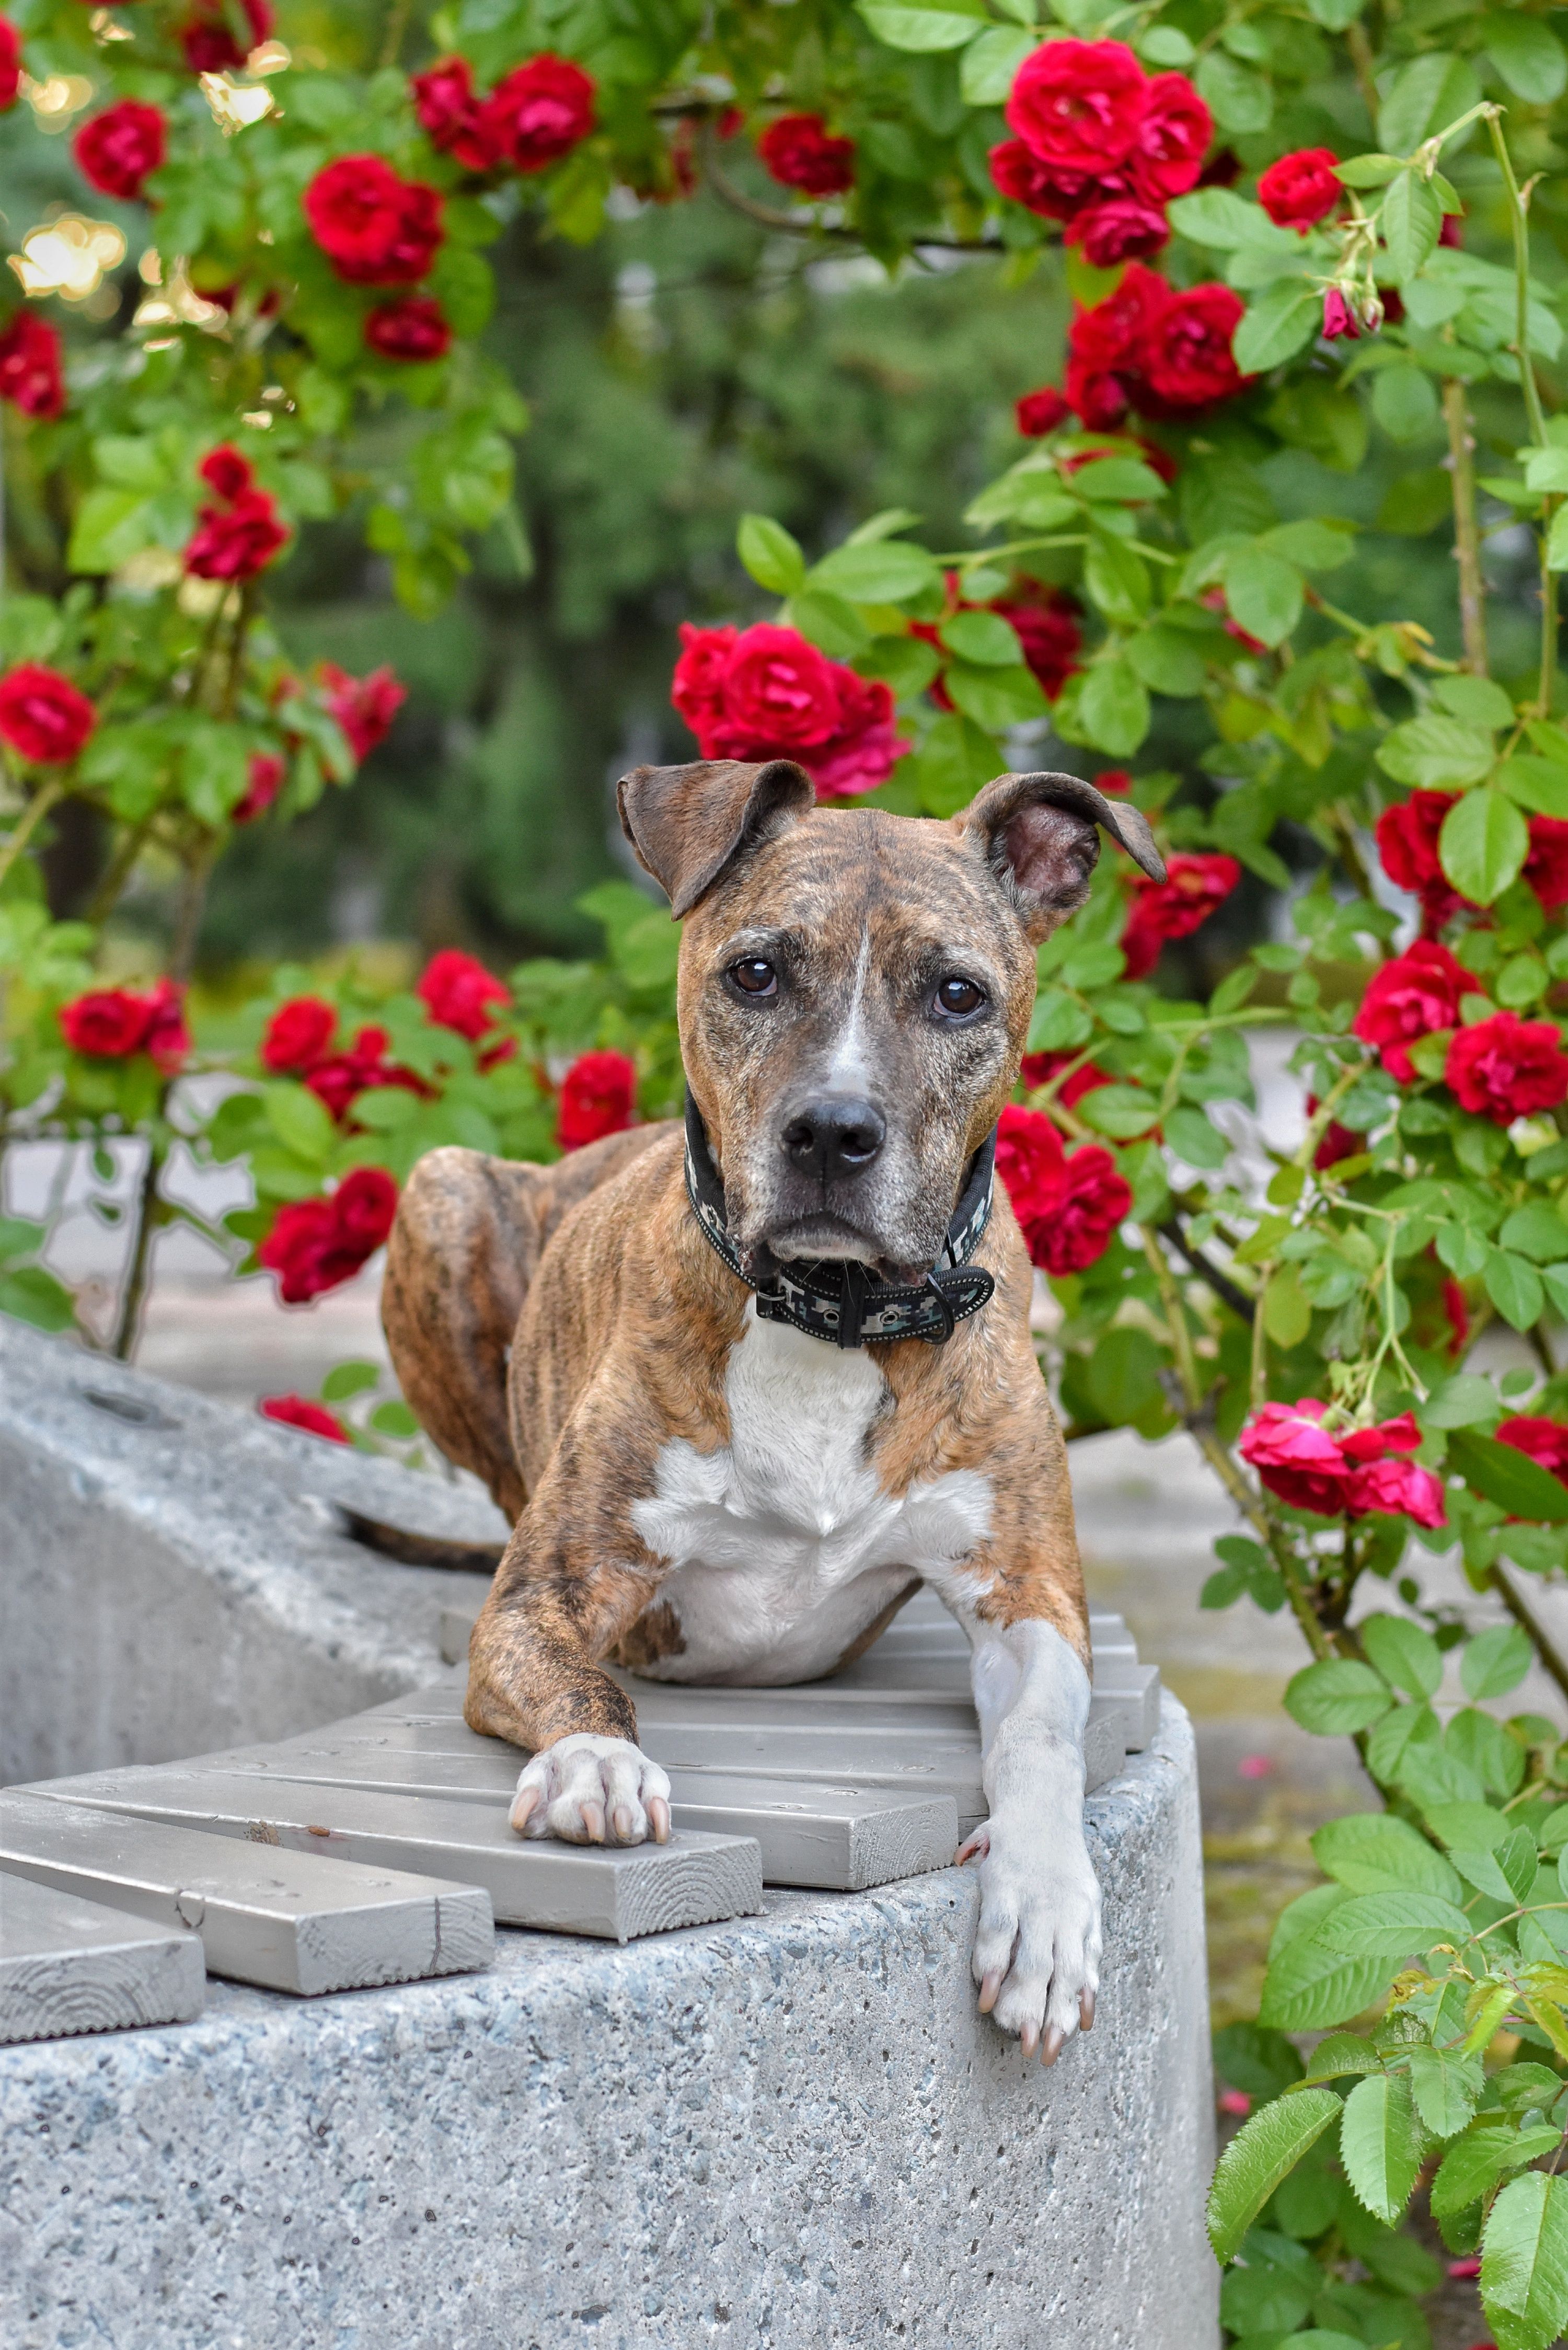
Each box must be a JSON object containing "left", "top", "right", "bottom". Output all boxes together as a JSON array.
[{"left": 0, "top": 1698, "right": 1213, "bottom": 2350}]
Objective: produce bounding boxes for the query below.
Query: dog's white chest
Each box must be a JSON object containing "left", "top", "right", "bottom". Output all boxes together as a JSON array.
[{"left": 628, "top": 1306, "right": 992, "bottom": 1682}]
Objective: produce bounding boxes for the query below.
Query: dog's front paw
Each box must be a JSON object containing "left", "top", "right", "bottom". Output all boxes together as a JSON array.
[
  {"left": 958, "top": 1816, "right": 1102, "bottom": 2064},
  {"left": 510, "top": 1734, "right": 672, "bottom": 1846}
]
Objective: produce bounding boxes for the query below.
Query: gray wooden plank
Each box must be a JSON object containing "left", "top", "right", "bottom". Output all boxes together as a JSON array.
[
  {"left": 192, "top": 1736, "right": 960, "bottom": 1893},
  {"left": 0, "top": 1791, "right": 493, "bottom": 1995},
  {"left": 26, "top": 1775, "right": 763, "bottom": 1943},
  {"left": 0, "top": 1870, "right": 205, "bottom": 2045}
]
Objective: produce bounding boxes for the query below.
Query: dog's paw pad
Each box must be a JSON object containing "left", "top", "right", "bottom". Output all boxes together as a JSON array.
[{"left": 510, "top": 1735, "right": 672, "bottom": 1847}]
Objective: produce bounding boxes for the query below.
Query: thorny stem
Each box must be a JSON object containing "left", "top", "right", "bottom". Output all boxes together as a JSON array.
[
  {"left": 109, "top": 1125, "right": 166, "bottom": 1360},
  {"left": 1251, "top": 1062, "right": 1367, "bottom": 1407},
  {"left": 1444, "top": 376, "right": 1490, "bottom": 675},
  {"left": 1345, "top": 20, "right": 1381, "bottom": 128},
  {"left": 1185, "top": 1416, "right": 1335, "bottom": 1664},
  {"left": 1140, "top": 1227, "right": 1203, "bottom": 1410},
  {"left": 87, "top": 812, "right": 157, "bottom": 927},
  {"left": 1329, "top": 808, "right": 1376, "bottom": 904},
  {"left": 170, "top": 843, "right": 217, "bottom": 984},
  {"left": 1485, "top": 108, "right": 1559, "bottom": 715},
  {"left": 378, "top": 0, "right": 412, "bottom": 69},
  {"left": 0, "top": 773, "right": 67, "bottom": 897}
]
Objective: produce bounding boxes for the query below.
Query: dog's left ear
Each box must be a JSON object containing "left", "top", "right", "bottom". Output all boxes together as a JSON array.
[
  {"left": 617, "top": 757, "right": 816, "bottom": 918},
  {"left": 957, "top": 770, "right": 1166, "bottom": 942}
]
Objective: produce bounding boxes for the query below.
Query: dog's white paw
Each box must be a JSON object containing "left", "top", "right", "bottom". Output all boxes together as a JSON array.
[
  {"left": 510, "top": 1734, "right": 672, "bottom": 1846},
  {"left": 958, "top": 1816, "right": 1102, "bottom": 2063}
]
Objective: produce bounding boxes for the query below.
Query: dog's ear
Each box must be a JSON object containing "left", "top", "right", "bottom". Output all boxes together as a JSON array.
[
  {"left": 617, "top": 758, "right": 816, "bottom": 919},
  {"left": 957, "top": 770, "right": 1167, "bottom": 942}
]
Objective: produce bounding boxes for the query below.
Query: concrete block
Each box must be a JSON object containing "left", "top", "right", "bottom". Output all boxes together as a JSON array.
[{"left": 0, "top": 1872, "right": 204, "bottom": 2044}]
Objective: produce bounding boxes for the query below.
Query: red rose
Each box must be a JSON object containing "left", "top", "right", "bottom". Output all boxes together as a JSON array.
[
  {"left": 1096, "top": 768, "right": 1133, "bottom": 794},
  {"left": 303, "top": 1023, "right": 411, "bottom": 1123},
  {"left": 417, "top": 948, "right": 509, "bottom": 1041},
  {"left": 1258, "top": 147, "right": 1341, "bottom": 232},
  {"left": 478, "top": 54, "right": 596, "bottom": 174},
  {"left": 1005, "top": 39, "right": 1147, "bottom": 174},
  {"left": 1375, "top": 790, "right": 1467, "bottom": 931},
  {"left": 669, "top": 623, "right": 736, "bottom": 743},
  {"left": 987, "top": 139, "right": 1104, "bottom": 220},
  {"left": 258, "top": 1167, "right": 398, "bottom": 1304},
  {"left": 996, "top": 1104, "right": 1066, "bottom": 1220},
  {"left": 1128, "top": 73, "right": 1210, "bottom": 203},
  {"left": 412, "top": 57, "right": 502, "bottom": 172},
  {"left": 198, "top": 443, "right": 253, "bottom": 502},
  {"left": 0, "top": 313, "right": 64, "bottom": 419},
  {"left": 319, "top": 663, "right": 406, "bottom": 759},
  {"left": 1446, "top": 1011, "right": 1568, "bottom": 1125},
  {"left": 364, "top": 297, "right": 452, "bottom": 363},
  {"left": 60, "top": 988, "right": 151, "bottom": 1059},
  {"left": 185, "top": 487, "right": 289, "bottom": 582},
  {"left": 1498, "top": 1418, "right": 1568, "bottom": 1483},
  {"left": 1322, "top": 287, "right": 1358, "bottom": 342},
  {"left": 671, "top": 621, "right": 907, "bottom": 801},
  {"left": 558, "top": 1049, "right": 637, "bottom": 1151},
  {"left": 1442, "top": 1277, "right": 1469, "bottom": 1355},
  {"left": 1064, "top": 261, "right": 1169, "bottom": 427},
  {"left": 302, "top": 157, "right": 444, "bottom": 286},
  {"left": 1121, "top": 853, "right": 1240, "bottom": 979},
  {"left": 233, "top": 751, "right": 285, "bottom": 824},
  {"left": 1313, "top": 1118, "right": 1362, "bottom": 1171},
  {"left": 1067, "top": 197, "right": 1169, "bottom": 267},
  {"left": 1525, "top": 816, "right": 1568, "bottom": 911},
  {"left": 0, "top": 17, "right": 18, "bottom": 112},
  {"left": 1137, "top": 282, "right": 1246, "bottom": 414},
  {"left": 334, "top": 1165, "right": 399, "bottom": 1254},
  {"left": 1019, "top": 1051, "right": 1112, "bottom": 1113},
  {"left": 1016, "top": 387, "right": 1069, "bottom": 437},
  {"left": 260, "top": 996, "right": 337, "bottom": 1074},
  {"left": 73, "top": 100, "right": 166, "bottom": 202},
  {"left": 1351, "top": 939, "right": 1469, "bottom": 1082},
  {"left": 1028, "top": 1146, "right": 1131, "bottom": 1275},
  {"left": 808, "top": 673, "right": 905, "bottom": 801},
  {"left": 1240, "top": 1398, "right": 1348, "bottom": 1515},
  {"left": 1342, "top": 1456, "right": 1446, "bottom": 1527},
  {"left": 142, "top": 978, "right": 190, "bottom": 1074},
  {"left": 260, "top": 1393, "right": 349, "bottom": 1443},
  {"left": 991, "top": 591, "right": 1081, "bottom": 700},
  {"left": 1440, "top": 213, "right": 1463, "bottom": 250},
  {"left": 178, "top": 0, "right": 270, "bottom": 73},
  {"left": 0, "top": 663, "right": 96, "bottom": 763},
  {"left": 758, "top": 113, "right": 855, "bottom": 198}
]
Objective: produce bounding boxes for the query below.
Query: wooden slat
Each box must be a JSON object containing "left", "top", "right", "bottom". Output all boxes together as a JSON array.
[
  {"left": 1, "top": 1791, "right": 493, "bottom": 1995},
  {"left": 0, "top": 1870, "right": 205, "bottom": 2045},
  {"left": 191, "top": 1734, "right": 959, "bottom": 1893},
  {"left": 28, "top": 1775, "right": 763, "bottom": 1944}
]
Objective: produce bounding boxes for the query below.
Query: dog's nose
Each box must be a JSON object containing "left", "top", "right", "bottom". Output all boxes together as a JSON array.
[{"left": 782, "top": 1097, "right": 886, "bottom": 1180}]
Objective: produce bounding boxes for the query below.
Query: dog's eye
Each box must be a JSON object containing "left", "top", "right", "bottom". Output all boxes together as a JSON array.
[
  {"left": 729, "top": 958, "right": 778, "bottom": 997},
  {"left": 935, "top": 976, "right": 986, "bottom": 1019}
]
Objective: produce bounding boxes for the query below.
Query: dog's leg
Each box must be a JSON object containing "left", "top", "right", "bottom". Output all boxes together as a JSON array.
[{"left": 956, "top": 1616, "right": 1102, "bottom": 2064}]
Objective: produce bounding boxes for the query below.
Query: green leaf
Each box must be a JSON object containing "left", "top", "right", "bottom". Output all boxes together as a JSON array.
[
  {"left": 1434, "top": 2125, "right": 1559, "bottom": 2218},
  {"left": 1168, "top": 187, "right": 1281, "bottom": 249},
  {"left": 1377, "top": 717, "right": 1496, "bottom": 791},
  {"left": 1261, "top": 1886, "right": 1397, "bottom": 2030},
  {"left": 1421, "top": 1374, "right": 1500, "bottom": 1430},
  {"left": 1381, "top": 171, "right": 1442, "bottom": 283},
  {"left": 1077, "top": 659, "right": 1150, "bottom": 756},
  {"left": 1086, "top": 1326, "right": 1165, "bottom": 1424},
  {"left": 1195, "top": 49, "right": 1273, "bottom": 133},
  {"left": 1075, "top": 1082, "right": 1161, "bottom": 1141},
  {"left": 943, "top": 660, "right": 1046, "bottom": 731},
  {"left": 1372, "top": 363, "right": 1441, "bottom": 444},
  {"left": 1486, "top": 1249, "right": 1546, "bottom": 1333},
  {"left": 1360, "top": 1611, "right": 1444, "bottom": 1700},
  {"left": 320, "top": 1361, "right": 381, "bottom": 1403},
  {"left": 1206, "top": 2086, "right": 1343, "bottom": 2263},
  {"left": 1311, "top": 1812, "right": 1463, "bottom": 1902},
  {"left": 370, "top": 1399, "right": 420, "bottom": 1437},
  {"left": 1084, "top": 534, "right": 1151, "bottom": 629},
  {"left": 1441, "top": 791, "right": 1529, "bottom": 907},
  {"left": 263, "top": 1082, "right": 336, "bottom": 1166},
  {"left": 1463, "top": 1623, "right": 1535, "bottom": 1701},
  {"left": 1301, "top": 2032, "right": 1380, "bottom": 2083},
  {"left": 1233, "top": 285, "right": 1321, "bottom": 375},
  {"left": 1263, "top": 1266, "right": 1312, "bottom": 1347},
  {"left": 66, "top": 489, "right": 161, "bottom": 575},
  {"left": 1340, "top": 2070, "right": 1423, "bottom": 2226},
  {"left": 1164, "top": 1103, "right": 1228, "bottom": 1170},
  {"left": 737, "top": 514, "right": 807, "bottom": 596},
  {"left": 1437, "top": 675, "right": 1517, "bottom": 730},
  {"left": 1484, "top": 11, "right": 1568, "bottom": 103},
  {"left": 1498, "top": 758, "right": 1568, "bottom": 819},
  {"left": 1379, "top": 52, "right": 1480, "bottom": 156},
  {"left": 858, "top": 0, "right": 988, "bottom": 49},
  {"left": 1482, "top": 2171, "right": 1568, "bottom": 2350},
  {"left": 1367, "top": 1699, "right": 1440, "bottom": 1783},
  {"left": 788, "top": 590, "right": 872, "bottom": 660},
  {"left": 1224, "top": 547, "right": 1302, "bottom": 648},
  {"left": 811, "top": 538, "right": 942, "bottom": 603},
  {"left": 1316, "top": 1890, "right": 1473, "bottom": 1956},
  {"left": 1406, "top": 2043, "right": 1484, "bottom": 2139},
  {"left": 1285, "top": 1658, "right": 1391, "bottom": 1735},
  {"left": 1449, "top": 1430, "right": 1568, "bottom": 1524},
  {"left": 939, "top": 609, "right": 1020, "bottom": 667},
  {"left": 959, "top": 23, "right": 1034, "bottom": 101}
]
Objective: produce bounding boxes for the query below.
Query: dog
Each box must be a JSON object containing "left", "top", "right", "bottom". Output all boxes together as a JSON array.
[{"left": 383, "top": 756, "right": 1165, "bottom": 2062}]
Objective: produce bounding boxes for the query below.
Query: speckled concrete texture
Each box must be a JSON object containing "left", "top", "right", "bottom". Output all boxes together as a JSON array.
[{"left": 0, "top": 1699, "right": 1215, "bottom": 2350}]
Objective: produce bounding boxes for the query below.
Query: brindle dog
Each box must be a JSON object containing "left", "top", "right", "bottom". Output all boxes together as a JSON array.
[{"left": 383, "top": 756, "right": 1165, "bottom": 2060}]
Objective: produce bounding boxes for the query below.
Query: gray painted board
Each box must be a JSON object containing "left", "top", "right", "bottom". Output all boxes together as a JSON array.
[
  {"left": 0, "top": 1870, "right": 205, "bottom": 2044},
  {"left": 0, "top": 1791, "right": 493, "bottom": 1994},
  {"left": 29, "top": 1775, "right": 764, "bottom": 1943}
]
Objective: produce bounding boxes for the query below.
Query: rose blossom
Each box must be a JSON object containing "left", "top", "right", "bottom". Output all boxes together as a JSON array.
[
  {"left": 1524, "top": 816, "right": 1568, "bottom": 911},
  {"left": 1322, "top": 288, "right": 1358, "bottom": 342},
  {"left": 1127, "top": 73, "right": 1210, "bottom": 202},
  {"left": 232, "top": 752, "right": 285, "bottom": 824},
  {"left": 258, "top": 1167, "right": 398, "bottom": 1304},
  {"left": 1015, "top": 387, "right": 1070, "bottom": 437},
  {"left": 364, "top": 298, "right": 452, "bottom": 362},
  {"left": 1121, "top": 853, "right": 1240, "bottom": 979},
  {"left": 758, "top": 113, "right": 855, "bottom": 198},
  {"left": 178, "top": 0, "right": 270, "bottom": 74},
  {"left": 1240, "top": 1399, "right": 1348, "bottom": 1514},
  {"left": 413, "top": 57, "right": 500, "bottom": 171},
  {"left": 199, "top": 443, "right": 253, "bottom": 503},
  {"left": 1258, "top": 147, "right": 1341, "bottom": 232},
  {"left": 0, "top": 313, "right": 64, "bottom": 419},
  {"left": 479, "top": 55, "right": 596, "bottom": 174},
  {"left": 1005, "top": 39, "right": 1148, "bottom": 174},
  {"left": 1019, "top": 1050, "right": 1113, "bottom": 1112},
  {"left": 260, "top": 1393, "right": 349, "bottom": 1443},
  {"left": 260, "top": 996, "right": 337, "bottom": 1075},
  {"left": 303, "top": 1024, "right": 424, "bottom": 1123},
  {"left": 1446, "top": 1011, "right": 1568, "bottom": 1125},
  {"left": 1351, "top": 939, "right": 1469, "bottom": 1082},
  {"left": 1375, "top": 790, "right": 1468, "bottom": 931},
  {"left": 993, "top": 592, "right": 1082, "bottom": 701},
  {"left": 73, "top": 100, "right": 166, "bottom": 202},
  {"left": 1138, "top": 283, "right": 1246, "bottom": 414},
  {"left": 0, "top": 17, "right": 18, "bottom": 112},
  {"left": 319, "top": 663, "right": 406, "bottom": 759},
  {"left": 1498, "top": 1418, "right": 1568, "bottom": 1483},
  {"left": 995, "top": 1107, "right": 1129, "bottom": 1276},
  {"left": 140, "top": 979, "right": 191, "bottom": 1075},
  {"left": 1342, "top": 1455, "right": 1446, "bottom": 1527},
  {"left": 987, "top": 140, "right": 1104, "bottom": 220},
  {"left": 185, "top": 488, "right": 289, "bottom": 582},
  {"left": 60, "top": 980, "right": 187, "bottom": 1070},
  {"left": 558, "top": 1050, "right": 637, "bottom": 1151},
  {"left": 670, "top": 622, "right": 908, "bottom": 801},
  {"left": 302, "top": 157, "right": 444, "bottom": 286},
  {"left": 0, "top": 663, "right": 96, "bottom": 763},
  {"left": 417, "top": 948, "right": 509, "bottom": 1041},
  {"left": 1064, "top": 262, "right": 1169, "bottom": 428},
  {"left": 1066, "top": 197, "right": 1169, "bottom": 269},
  {"left": 996, "top": 1103, "right": 1067, "bottom": 1224}
]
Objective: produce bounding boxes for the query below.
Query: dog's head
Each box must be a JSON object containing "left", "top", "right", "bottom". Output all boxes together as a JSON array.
[{"left": 618, "top": 757, "right": 1164, "bottom": 1282}]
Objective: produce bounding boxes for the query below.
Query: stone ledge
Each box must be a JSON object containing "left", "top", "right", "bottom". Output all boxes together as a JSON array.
[{"left": 0, "top": 1698, "right": 1216, "bottom": 2350}]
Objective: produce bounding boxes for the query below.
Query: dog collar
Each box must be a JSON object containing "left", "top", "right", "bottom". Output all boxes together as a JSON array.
[{"left": 682, "top": 1089, "right": 996, "bottom": 1350}]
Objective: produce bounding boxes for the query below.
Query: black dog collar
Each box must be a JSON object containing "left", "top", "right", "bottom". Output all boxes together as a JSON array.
[{"left": 682, "top": 1088, "right": 996, "bottom": 1350}]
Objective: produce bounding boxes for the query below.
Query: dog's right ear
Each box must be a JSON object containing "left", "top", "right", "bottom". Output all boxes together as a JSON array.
[{"left": 617, "top": 758, "right": 816, "bottom": 918}]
